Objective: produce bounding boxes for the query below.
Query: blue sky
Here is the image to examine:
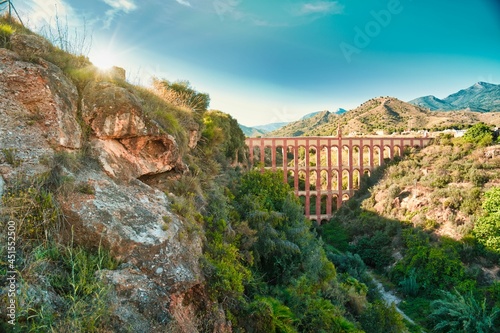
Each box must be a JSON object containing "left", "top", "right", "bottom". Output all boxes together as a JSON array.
[{"left": 12, "top": 0, "right": 500, "bottom": 126}]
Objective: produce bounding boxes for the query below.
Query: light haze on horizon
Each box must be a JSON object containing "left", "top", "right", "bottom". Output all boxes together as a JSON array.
[{"left": 12, "top": 0, "right": 500, "bottom": 126}]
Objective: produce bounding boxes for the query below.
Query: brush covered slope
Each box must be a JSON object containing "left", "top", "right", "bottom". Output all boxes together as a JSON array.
[
  {"left": 321, "top": 126, "right": 500, "bottom": 332},
  {"left": 271, "top": 96, "right": 500, "bottom": 137}
]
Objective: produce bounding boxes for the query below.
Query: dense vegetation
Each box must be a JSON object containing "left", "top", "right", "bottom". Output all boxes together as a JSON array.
[
  {"left": 1, "top": 14, "right": 500, "bottom": 332},
  {"left": 320, "top": 123, "right": 500, "bottom": 332}
]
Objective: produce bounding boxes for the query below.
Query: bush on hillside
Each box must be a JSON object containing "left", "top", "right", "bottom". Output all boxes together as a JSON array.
[{"left": 463, "top": 123, "right": 494, "bottom": 146}]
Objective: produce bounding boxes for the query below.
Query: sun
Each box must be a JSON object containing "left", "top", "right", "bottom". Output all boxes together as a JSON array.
[{"left": 89, "top": 48, "right": 116, "bottom": 70}]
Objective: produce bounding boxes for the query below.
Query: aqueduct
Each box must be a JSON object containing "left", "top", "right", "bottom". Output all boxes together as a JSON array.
[{"left": 246, "top": 135, "right": 432, "bottom": 222}]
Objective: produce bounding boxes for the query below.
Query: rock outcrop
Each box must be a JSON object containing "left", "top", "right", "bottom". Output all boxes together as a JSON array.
[
  {"left": 82, "top": 81, "right": 186, "bottom": 179},
  {"left": 58, "top": 168, "right": 204, "bottom": 331},
  {"left": 0, "top": 33, "right": 224, "bottom": 332},
  {"left": 0, "top": 48, "right": 82, "bottom": 150}
]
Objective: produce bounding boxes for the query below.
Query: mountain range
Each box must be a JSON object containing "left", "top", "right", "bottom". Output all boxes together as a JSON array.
[
  {"left": 240, "top": 108, "right": 347, "bottom": 137},
  {"left": 409, "top": 81, "right": 500, "bottom": 112},
  {"left": 243, "top": 82, "right": 500, "bottom": 137}
]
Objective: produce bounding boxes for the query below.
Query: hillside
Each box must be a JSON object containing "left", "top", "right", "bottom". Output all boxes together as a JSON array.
[
  {"left": 320, "top": 127, "right": 500, "bottom": 331},
  {"left": 409, "top": 81, "right": 500, "bottom": 112},
  {"left": 270, "top": 96, "right": 500, "bottom": 137},
  {"left": 239, "top": 123, "right": 266, "bottom": 137},
  {"left": 239, "top": 122, "right": 288, "bottom": 137}
]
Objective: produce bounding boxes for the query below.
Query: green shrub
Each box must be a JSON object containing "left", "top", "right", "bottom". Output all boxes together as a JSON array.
[
  {"left": 1, "top": 148, "right": 21, "bottom": 166},
  {"left": 430, "top": 289, "right": 500, "bottom": 333},
  {"left": 354, "top": 231, "right": 394, "bottom": 271},
  {"left": 359, "top": 300, "right": 407, "bottom": 333},
  {"left": 0, "top": 22, "right": 14, "bottom": 48},
  {"left": 321, "top": 219, "right": 350, "bottom": 252},
  {"left": 474, "top": 187, "right": 500, "bottom": 254},
  {"left": 2, "top": 181, "right": 60, "bottom": 241},
  {"left": 463, "top": 123, "right": 494, "bottom": 146}
]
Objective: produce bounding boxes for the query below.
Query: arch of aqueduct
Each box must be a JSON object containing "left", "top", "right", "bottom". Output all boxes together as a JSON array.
[{"left": 246, "top": 135, "right": 432, "bottom": 222}]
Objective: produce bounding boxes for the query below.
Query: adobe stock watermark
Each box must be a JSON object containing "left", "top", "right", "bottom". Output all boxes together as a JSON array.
[
  {"left": 213, "top": 0, "right": 240, "bottom": 21},
  {"left": 5, "top": 220, "right": 17, "bottom": 326},
  {"left": 340, "top": 0, "right": 410, "bottom": 63}
]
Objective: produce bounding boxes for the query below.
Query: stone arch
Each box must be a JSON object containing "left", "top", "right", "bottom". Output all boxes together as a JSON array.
[
  {"left": 373, "top": 145, "right": 382, "bottom": 167},
  {"left": 342, "top": 169, "right": 350, "bottom": 190},
  {"left": 331, "top": 170, "right": 339, "bottom": 190},
  {"left": 330, "top": 146, "right": 339, "bottom": 166},
  {"left": 363, "top": 145, "right": 371, "bottom": 167},
  {"left": 264, "top": 146, "right": 273, "bottom": 167},
  {"left": 309, "top": 170, "right": 317, "bottom": 191},
  {"left": 320, "top": 170, "right": 329, "bottom": 190},
  {"left": 352, "top": 145, "right": 361, "bottom": 168},
  {"left": 393, "top": 145, "right": 401, "bottom": 158},
  {"left": 275, "top": 145, "right": 284, "bottom": 167},
  {"left": 287, "top": 146, "right": 295, "bottom": 167},
  {"left": 342, "top": 193, "right": 350, "bottom": 201},
  {"left": 320, "top": 145, "right": 329, "bottom": 167},
  {"left": 383, "top": 145, "right": 392, "bottom": 160},
  {"left": 342, "top": 145, "right": 350, "bottom": 166},
  {"left": 297, "top": 146, "right": 306, "bottom": 167},
  {"left": 309, "top": 146, "right": 318, "bottom": 167},
  {"left": 353, "top": 169, "right": 361, "bottom": 190},
  {"left": 331, "top": 195, "right": 338, "bottom": 211},
  {"left": 310, "top": 194, "right": 317, "bottom": 215},
  {"left": 298, "top": 170, "right": 307, "bottom": 191},
  {"left": 320, "top": 195, "right": 328, "bottom": 215},
  {"left": 363, "top": 169, "right": 371, "bottom": 177},
  {"left": 252, "top": 146, "right": 261, "bottom": 166}
]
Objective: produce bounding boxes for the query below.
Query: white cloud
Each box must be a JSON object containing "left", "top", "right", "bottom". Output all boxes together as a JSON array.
[
  {"left": 15, "top": 0, "right": 78, "bottom": 30},
  {"left": 175, "top": 0, "right": 192, "bottom": 8},
  {"left": 294, "top": 1, "right": 344, "bottom": 16},
  {"left": 102, "top": 0, "right": 137, "bottom": 13},
  {"left": 100, "top": 0, "right": 137, "bottom": 28}
]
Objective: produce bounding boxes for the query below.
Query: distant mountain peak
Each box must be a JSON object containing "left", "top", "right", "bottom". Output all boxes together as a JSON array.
[{"left": 409, "top": 82, "right": 500, "bottom": 112}]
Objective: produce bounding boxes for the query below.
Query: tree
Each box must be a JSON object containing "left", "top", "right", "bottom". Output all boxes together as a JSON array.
[
  {"left": 462, "top": 123, "right": 493, "bottom": 146},
  {"left": 430, "top": 289, "right": 500, "bottom": 333},
  {"left": 474, "top": 187, "right": 500, "bottom": 254},
  {"left": 248, "top": 297, "right": 298, "bottom": 333},
  {"left": 360, "top": 301, "right": 407, "bottom": 333},
  {"left": 202, "top": 110, "right": 246, "bottom": 164}
]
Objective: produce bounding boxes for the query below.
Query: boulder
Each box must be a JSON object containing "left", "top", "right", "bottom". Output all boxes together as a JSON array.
[
  {"left": 10, "top": 33, "right": 52, "bottom": 59},
  {"left": 59, "top": 169, "right": 202, "bottom": 291},
  {"left": 98, "top": 267, "right": 172, "bottom": 333},
  {"left": 82, "top": 81, "right": 185, "bottom": 179}
]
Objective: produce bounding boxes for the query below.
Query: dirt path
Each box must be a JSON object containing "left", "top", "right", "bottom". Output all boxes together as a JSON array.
[{"left": 367, "top": 272, "right": 419, "bottom": 327}]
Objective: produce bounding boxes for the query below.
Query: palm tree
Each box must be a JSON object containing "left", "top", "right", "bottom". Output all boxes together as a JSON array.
[{"left": 430, "top": 289, "right": 500, "bottom": 333}]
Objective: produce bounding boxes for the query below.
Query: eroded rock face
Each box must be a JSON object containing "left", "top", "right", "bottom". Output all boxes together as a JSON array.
[
  {"left": 10, "top": 33, "right": 52, "bottom": 59},
  {"left": 82, "top": 81, "right": 185, "bottom": 179},
  {"left": 0, "top": 39, "right": 221, "bottom": 332},
  {"left": 0, "top": 48, "right": 82, "bottom": 149},
  {"left": 58, "top": 168, "right": 208, "bottom": 331},
  {"left": 60, "top": 170, "right": 202, "bottom": 289},
  {"left": 99, "top": 267, "right": 172, "bottom": 333}
]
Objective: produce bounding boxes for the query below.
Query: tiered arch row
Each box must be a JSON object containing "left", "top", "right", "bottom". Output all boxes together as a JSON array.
[{"left": 246, "top": 136, "right": 432, "bottom": 221}]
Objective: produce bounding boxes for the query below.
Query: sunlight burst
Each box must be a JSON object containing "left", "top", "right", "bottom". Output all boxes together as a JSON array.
[{"left": 89, "top": 49, "right": 116, "bottom": 70}]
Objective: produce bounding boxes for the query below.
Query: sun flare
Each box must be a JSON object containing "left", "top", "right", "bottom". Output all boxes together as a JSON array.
[{"left": 89, "top": 49, "right": 115, "bottom": 70}]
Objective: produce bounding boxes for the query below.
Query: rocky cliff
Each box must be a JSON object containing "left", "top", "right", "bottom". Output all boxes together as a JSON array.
[{"left": 0, "top": 33, "right": 227, "bottom": 332}]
